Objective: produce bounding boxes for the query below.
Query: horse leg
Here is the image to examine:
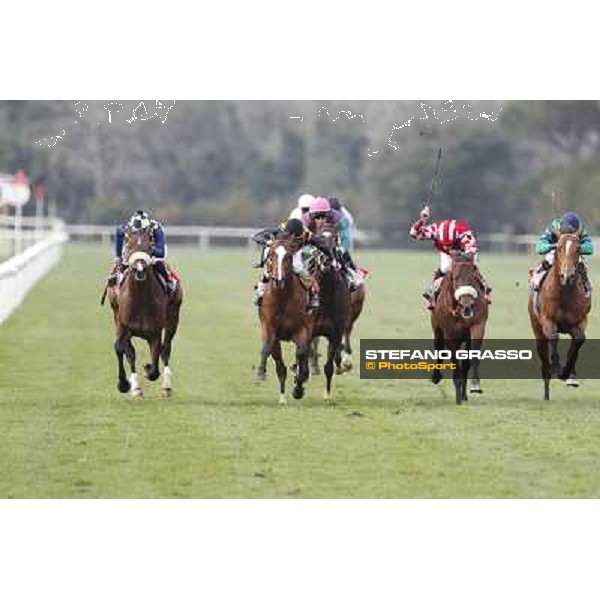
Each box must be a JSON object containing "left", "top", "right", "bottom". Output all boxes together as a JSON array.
[
  {"left": 256, "top": 340, "right": 272, "bottom": 382},
  {"left": 560, "top": 327, "right": 586, "bottom": 386},
  {"left": 535, "top": 337, "right": 551, "bottom": 400},
  {"left": 323, "top": 336, "right": 340, "bottom": 401},
  {"left": 114, "top": 329, "right": 131, "bottom": 393},
  {"left": 544, "top": 325, "right": 561, "bottom": 376},
  {"left": 431, "top": 327, "right": 445, "bottom": 385},
  {"left": 335, "top": 344, "right": 343, "bottom": 375},
  {"left": 343, "top": 328, "right": 353, "bottom": 368},
  {"left": 144, "top": 335, "right": 162, "bottom": 382},
  {"left": 460, "top": 357, "right": 470, "bottom": 404},
  {"left": 293, "top": 341, "right": 309, "bottom": 400},
  {"left": 469, "top": 328, "right": 485, "bottom": 394},
  {"left": 271, "top": 340, "right": 287, "bottom": 405},
  {"left": 310, "top": 337, "right": 321, "bottom": 376},
  {"left": 124, "top": 338, "right": 143, "bottom": 398},
  {"left": 161, "top": 296, "right": 181, "bottom": 371},
  {"left": 444, "top": 339, "right": 464, "bottom": 405}
]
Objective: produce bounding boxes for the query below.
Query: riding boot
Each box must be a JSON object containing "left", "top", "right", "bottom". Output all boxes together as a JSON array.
[
  {"left": 253, "top": 274, "right": 269, "bottom": 306},
  {"left": 423, "top": 268, "right": 444, "bottom": 310},
  {"left": 154, "top": 260, "right": 172, "bottom": 295},
  {"left": 530, "top": 259, "right": 552, "bottom": 291},
  {"left": 107, "top": 259, "right": 124, "bottom": 287},
  {"left": 578, "top": 261, "right": 593, "bottom": 297},
  {"left": 477, "top": 272, "right": 493, "bottom": 304}
]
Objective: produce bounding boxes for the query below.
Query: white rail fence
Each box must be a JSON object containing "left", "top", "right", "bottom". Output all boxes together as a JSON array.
[
  {"left": 0, "top": 219, "right": 68, "bottom": 324},
  {"left": 64, "top": 224, "right": 599, "bottom": 255}
]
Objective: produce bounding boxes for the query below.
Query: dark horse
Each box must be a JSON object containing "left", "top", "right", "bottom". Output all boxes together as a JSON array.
[
  {"left": 108, "top": 227, "right": 183, "bottom": 398},
  {"left": 255, "top": 233, "right": 314, "bottom": 404},
  {"left": 310, "top": 220, "right": 351, "bottom": 400},
  {"left": 528, "top": 233, "right": 591, "bottom": 400},
  {"left": 430, "top": 252, "right": 489, "bottom": 405},
  {"left": 310, "top": 263, "right": 366, "bottom": 376}
]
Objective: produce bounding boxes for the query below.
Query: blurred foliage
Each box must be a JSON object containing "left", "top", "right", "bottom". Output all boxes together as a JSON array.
[{"left": 1, "top": 100, "right": 599, "bottom": 237}]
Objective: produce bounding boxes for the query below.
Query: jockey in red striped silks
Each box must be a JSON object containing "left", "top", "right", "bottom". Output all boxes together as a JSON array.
[{"left": 410, "top": 206, "right": 491, "bottom": 310}]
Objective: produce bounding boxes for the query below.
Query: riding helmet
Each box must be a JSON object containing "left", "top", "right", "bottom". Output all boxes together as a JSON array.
[
  {"left": 285, "top": 218, "right": 305, "bottom": 236},
  {"left": 309, "top": 197, "right": 331, "bottom": 214},
  {"left": 297, "top": 194, "right": 315, "bottom": 210},
  {"left": 129, "top": 210, "right": 151, "bottom": 232},
  {"left": 560, "top": 211, "right": 581, "bottom": 234}
]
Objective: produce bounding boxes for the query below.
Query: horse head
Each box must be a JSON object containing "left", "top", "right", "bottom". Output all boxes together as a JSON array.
[
  {"left": 313, "top": 219, "right": 338, "bottom": 271},
  {"left": 124, "top": 227, "right": 154, "bottom": 282},
  {"left": 266, "top": 234, "right": 296, "bottom": 289},
  {"left": 556, "top": 233, "right": 580, "bottom": 286},
  {"left": 450, "top": 252, "right": 479, "bottom": 319}
]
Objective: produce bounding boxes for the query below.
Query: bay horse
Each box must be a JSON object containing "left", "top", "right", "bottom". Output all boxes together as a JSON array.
[
  {"left": 310, "top": 219, "right": 351, "bottom": 399},
  {"left": 255, "top": 233, "right": 314, "bottom": 404},
  {"left": 430, "top": 252, "right": 489, "bottom": 405},
  {"left": 528, "top": 233, "right": 591, "bottom": 400},
  {"left": 108, "top": 227, "right": 183, "bottom": 398}
]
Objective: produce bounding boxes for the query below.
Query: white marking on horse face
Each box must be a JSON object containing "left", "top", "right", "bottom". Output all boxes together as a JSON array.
[
  {"left": 275, "top": 245, "right": 287, "bottom": 281},
  {"left": 566, "top": 239, "right": 572, "bottom": 257},
  {"left": 323, "top": 231, "right": 332, "bottom": 239}
]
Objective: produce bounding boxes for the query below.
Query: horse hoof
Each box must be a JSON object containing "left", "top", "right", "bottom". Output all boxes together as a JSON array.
[
  {"left": 566, "top": 378, "right": 579, "bottom": 388},
  {"left": 144, "top": 364, "right": 160, "bottom": 382},
  {"left": 131, "top": 388, "right": 143, "bottom": 399},
  {"left": 341, "top": 354, "right": 353, "bottom": 371},
  {"left": 323, "top": 391, "right": 332, "bottom": 401},
  {"left": 292, "top": 387, "right": 304, "bottom": 400},
  {"left": 279, "top": 394, "right": 287, "bottom": 405},
  {"left": 161, "top": 388, "right": 172, "bottom": 398},
  {"left": 118, "top": 380, "right": 131, "bottom": 393},
  {"left": 255, "top": 371, "right": 266, "bottom": 383},
  {"left": 432, "top": 373, "right": 442, "bottom": 385}
]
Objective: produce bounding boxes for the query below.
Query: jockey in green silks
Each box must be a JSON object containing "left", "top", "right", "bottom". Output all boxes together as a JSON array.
[{"left": 529, "top": 211, "right": 594, "bottom": 295}]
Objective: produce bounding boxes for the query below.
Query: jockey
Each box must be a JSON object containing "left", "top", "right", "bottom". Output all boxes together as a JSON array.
[
  {"left": 409, "top": 206, "right": 491, "bottom": 309},
  {"left": 530, "top": 211, "right": 594, "bottom": 295},
  {"left": 252, "top": 217, "right": 334, "bottom": 311},
  {"left": 302, "top": 196, "right": 359, "bottom": 290},
  {"left": 328, "top": 196, "right": 355, "bottom": 253},
  {"left": 109, "top": 210, "right": 174, "bottom": 295},
  {"left": 289, "top": 193, "right": 315, "bottom": 221}
]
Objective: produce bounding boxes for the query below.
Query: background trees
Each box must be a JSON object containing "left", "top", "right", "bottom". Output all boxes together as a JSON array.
[{"left": 2, "top": 100, "right": 599, "bottom": 239}]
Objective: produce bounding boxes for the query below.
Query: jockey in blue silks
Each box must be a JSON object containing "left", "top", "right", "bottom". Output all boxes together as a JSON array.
[{"left": 109, "top": 210, "right": 174, "bottom": 295}]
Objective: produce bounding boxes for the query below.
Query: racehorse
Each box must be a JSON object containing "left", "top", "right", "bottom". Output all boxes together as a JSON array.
[
  {"left": 310, "top": 276, "right": 366, "bottom": 375},
  {"left": 528, "top": 233, "right": 591, "bottom": 400},
  {"left": 430, "top": 252, "right": 489, "bottom": 405},
  {"left": 255, "top": 233, "right": 314, "bottom": 404},
  {"left": 310, "top": 219, "right": 351, "bottom": 399},
  {"left": 108, "top": 227, "right": 183, "bottom": 398}
]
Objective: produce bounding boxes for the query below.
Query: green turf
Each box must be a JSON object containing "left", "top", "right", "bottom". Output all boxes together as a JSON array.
[{"left": 0, "top": 244, "right": 599, "bottom": 498}]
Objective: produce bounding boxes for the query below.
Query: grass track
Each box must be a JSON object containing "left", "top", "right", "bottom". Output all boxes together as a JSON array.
[{"left": 0, "top": 244, "right": 599, "bottom": 498}]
